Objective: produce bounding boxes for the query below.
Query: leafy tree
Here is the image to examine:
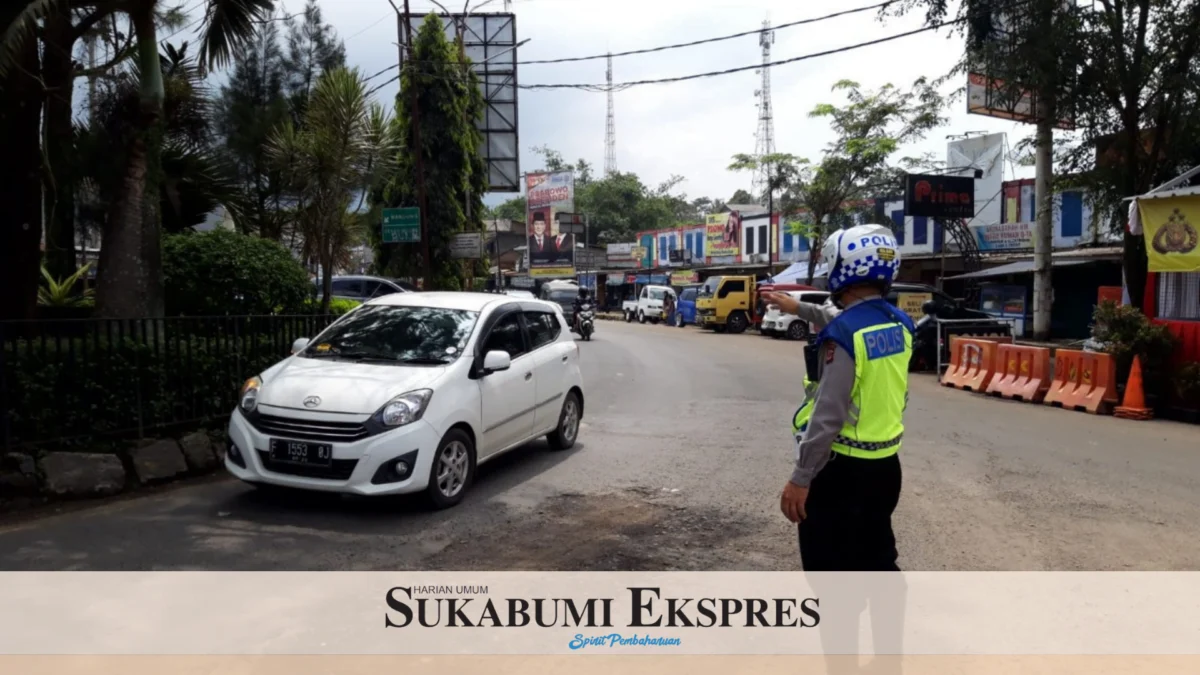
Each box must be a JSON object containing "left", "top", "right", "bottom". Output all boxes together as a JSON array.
[
  {"left": 216, "top": 14, "right": 291, "bottom": 239},
  {"left": 0, "top": 8, "right": 41, "bottom": 320},
  {"left": 487, "top": 197, "right": 526, "bottom": 221},
  {"left": 283, "top": 0, "right": 346, "bottom": 127},
  {"left": 728, "top": 189, "right": 756, "bottom": 205},
  {"left": 269, "top": 67, "right": 397, "bottom": 313},
  {"left": 374, "top": 14, "right": 483, "bottom": 290},
  {"left": 730, "top": 79, "right": 947, "bottom": 283},
  {"left": 889, "top": 0, "right": 1200, "bottom": 309}
]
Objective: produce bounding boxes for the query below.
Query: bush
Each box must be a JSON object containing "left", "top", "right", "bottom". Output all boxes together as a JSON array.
[
  {"left": 305, "top": 297, "right": 360, "bottom": 316},
  {"left": 1173, "top": 362, "right": 1200, "bottom": 408},
  {"left": 163, "top": 230, "right": 312, "bottom": 316},
  {"left": 1090, "top": 301, "right": 1178, "bottom": 400},
  {"left": 3, "top": 316, "right": 336, "bottom": 451}
]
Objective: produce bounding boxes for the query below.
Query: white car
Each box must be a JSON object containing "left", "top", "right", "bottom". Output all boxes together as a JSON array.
[
  {"left": 760, "top": 290, "right": 830, "bottom": 340},
  {"left": 633, "top": 285, "right": 675, "bottom": 324},
  {"left": 226, "top": 292, "right": 585, "bottom": 508}
]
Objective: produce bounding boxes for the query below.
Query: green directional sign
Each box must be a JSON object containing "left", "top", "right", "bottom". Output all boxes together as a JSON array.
[{"left": 382, "top": 207, "right": 420, "bottom": 243}]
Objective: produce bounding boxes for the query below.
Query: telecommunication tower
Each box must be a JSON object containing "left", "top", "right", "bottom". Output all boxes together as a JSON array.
[
  {"left": 604, "top": 52, "right": 617, "bottom": 175},
  {"left": 751, "top": 19, "right": 775, "bottom": 203}
]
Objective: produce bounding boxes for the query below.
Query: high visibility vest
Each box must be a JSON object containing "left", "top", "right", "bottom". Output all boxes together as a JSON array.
[{"left": 791, "top": 299, "right": 913, "bottom": 459}]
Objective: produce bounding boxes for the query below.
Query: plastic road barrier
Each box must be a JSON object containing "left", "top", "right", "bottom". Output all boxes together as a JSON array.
[
  {"left": 1043, "top": 349, "right": 1119, "bottom": 414},
  {"left": 941, "top": 338, "right": 1004, "bottom": 392},
  {"left": 985, "top": 344, "right": 1052, "bottom": 403}
]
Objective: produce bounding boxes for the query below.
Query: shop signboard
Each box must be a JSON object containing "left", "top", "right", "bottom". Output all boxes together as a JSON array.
[
  {"left": 904, "top": 173, "right": 975, "bottom": 219},
  {"left": 896, "top": 292, "right": 933, "bottom": 322},
  {"left": 670, "top": 270, "right": 698, "bottom": 285},
  {"left": 706, "top": 212, "right": 741, "bottom": 257},
  {"left": 971, "top": 221, "right": 1034, "bottom": 251}
]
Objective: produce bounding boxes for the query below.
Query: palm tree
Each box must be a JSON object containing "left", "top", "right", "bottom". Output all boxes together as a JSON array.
[
  {"left": 3, "top": 0, "right": 274, "bottom": 318},
  {"left": 268, "top": 67, "right": 398, "bottom": 313}
]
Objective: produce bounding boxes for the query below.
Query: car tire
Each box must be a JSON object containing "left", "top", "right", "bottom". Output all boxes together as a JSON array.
[
  {"left": 547, "top": 391, "right": 582, "bottom": 451},
  {"left": 675, "top": 313, "right": 685, "bottom": 327},
  {"left": 624, "top": 310, "right": 633, "bottom": 323},
  {"left": 727, "top": 311, "right": 748, "bottom": 334},
  {"left": 425, "top": 428, "right": 476, "bottom": 509},
  {"left": 787, "top": 321, "right": 807, "bottom": 341},
  {"left": 638, "top": 311, "right": 646, "bottom": 324}
]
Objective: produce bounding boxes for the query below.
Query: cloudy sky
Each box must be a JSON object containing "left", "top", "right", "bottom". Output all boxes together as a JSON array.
[{"left": 199, "top": 0, "right": 1041, "bottom": 204}]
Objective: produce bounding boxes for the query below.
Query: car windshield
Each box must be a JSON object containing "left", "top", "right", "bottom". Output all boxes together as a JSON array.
[
  {"left": 300, "top": 305, "right": 478, "bottom": 365},
  {"left": 698, "top": 277, "right": 721, "bottom": 298},
  {"left": 648, "top": 289, "right": 666, "bottom": 300},
  {"left": 547, "top": 290, "right": 577, "bottom": 304}
]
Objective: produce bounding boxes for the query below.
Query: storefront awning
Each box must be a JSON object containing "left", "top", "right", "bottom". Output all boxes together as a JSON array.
[{"left": 943, "top": 258, "right": 1092, "bottom": 280}]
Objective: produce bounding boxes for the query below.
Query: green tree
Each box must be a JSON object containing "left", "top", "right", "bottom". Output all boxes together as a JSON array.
[
  {"left": 889, "top": 0, "right": 1200, "bottom": 310},
  {"left": 487, "top": 196, "right": 526, "bottom": 221},
  {"left": 216, "top": 13, "right": 291, "bottom": 239},
  {"left": 269, "top": 67, "right": 397, "bottom": 313},
  {"left": 374, "top": 14, "right": 483, "bottom": 290},
  {"left": 730, "top": 79, "right": 947, "bottom": 283},
  {"left": 283, "top": 0, "right": 345, "bottom": 127},
  {"left": 728, "top": 189, "right": 756, "bottom": 204}
]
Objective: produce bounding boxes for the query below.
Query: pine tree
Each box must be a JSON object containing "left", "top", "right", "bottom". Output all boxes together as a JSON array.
[{"left": 283, "top": 0, "right": 346, "bottom": 127}]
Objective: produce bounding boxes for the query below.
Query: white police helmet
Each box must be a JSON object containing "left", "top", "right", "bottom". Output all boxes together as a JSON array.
[{"left": 821, "top": 224, "right": 902, "bottom": 294}]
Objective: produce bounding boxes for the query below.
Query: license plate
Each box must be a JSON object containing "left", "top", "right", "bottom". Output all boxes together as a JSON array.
[{"left": 268, "top": 438, "right": 333, "bottom": 467}]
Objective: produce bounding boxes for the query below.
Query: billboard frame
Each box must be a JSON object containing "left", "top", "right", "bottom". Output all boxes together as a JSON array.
[{"left": 399, "top": 12, "right": 520, "bottom": 192}]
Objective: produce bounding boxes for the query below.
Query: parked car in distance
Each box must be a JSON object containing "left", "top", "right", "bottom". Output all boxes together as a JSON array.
[
  {"left": 318, "top": 275, "right": 412, "bottom": 303},
  {"left": 673, "top": 286, "right": 700, "bottom": 327},
  {"left": 761, "top": 290, "right": 830, "bottom": 340},
  {"left": 632, "top": 285, "right": 675, "bottom": 324},
  {"left": 501, "top": 289, "right": 536, "bottom": 299},
  {"left": 226, "top": 292, "right": 585, "bottom": 508},
  {"left": 539, "top": 280, "right": 581, "bottom": 327}
]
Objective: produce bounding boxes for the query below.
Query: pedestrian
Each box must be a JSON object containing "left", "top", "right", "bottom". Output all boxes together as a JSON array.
[
  {"left": 764, "top": 223, "right": 913, "bottom": 572},
  {"left": 663, "top": 290, "right": 675, "bottom": 324}
]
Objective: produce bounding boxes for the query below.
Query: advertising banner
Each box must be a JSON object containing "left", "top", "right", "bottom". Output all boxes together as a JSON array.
[
  {"left": 670, "top": 271, "right": 699, "bottom": 285},
  {"left": 971, "top": 221, "right": 1033, "bottom": 251},
  {"left": 706, "top": 212, "right": 741, "bottom": 258},
  {"left": 904, "top": 174, "right": 975, "bottom": 219},
  {"left": 1138, "top": 195, "right": 1200, "bottom": 272},
  {"left": 526, "top": 172, "right": 576, "bottom": 277},
  {"left": 947, "top": 133, "right": 1005, "bottom": 229},
  {"left": 606, "top": 243, "right": 639, "bottom": 269},
  {"left": 896, "top": 293, "right": 933, "bottom": 322}
]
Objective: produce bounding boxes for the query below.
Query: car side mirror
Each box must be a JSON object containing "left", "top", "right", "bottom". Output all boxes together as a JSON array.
[
  {"left": 482, "top": 350, "right": 512, "bottom": 374},
  {"left": 291, "top": 337, "right": 310, "bottom": 354}
]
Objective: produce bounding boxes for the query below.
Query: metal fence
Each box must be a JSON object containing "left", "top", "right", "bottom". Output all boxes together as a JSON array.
[{"left": 0, "top": 314, "right": 338, "bottom": 453}]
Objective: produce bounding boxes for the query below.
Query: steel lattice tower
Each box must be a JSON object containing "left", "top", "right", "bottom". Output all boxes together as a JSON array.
[
  {"left": 751, "top": 19, "right": 775, "bottom": 203},
  {"left": 604, "top": 53, "right": 617, "bottom": 175}
]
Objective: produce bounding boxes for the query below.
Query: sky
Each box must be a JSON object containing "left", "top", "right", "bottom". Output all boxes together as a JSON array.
[{"left": 179, "top": 0, "right": 1041, "bottom": 206}]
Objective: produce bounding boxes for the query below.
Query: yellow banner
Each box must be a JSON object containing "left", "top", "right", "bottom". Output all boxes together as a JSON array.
[
  {"left": 706, "top": 212, "right": 741, "bottom": 257},
  {"left": 529, "top": 267, "right": 575, "bottom": 278},
  {"left": 896, "top": 293, "right": 932, "bottom": 322},
  {"left": 1139, "top": 194, "right": 1200, "bottom": 272}
]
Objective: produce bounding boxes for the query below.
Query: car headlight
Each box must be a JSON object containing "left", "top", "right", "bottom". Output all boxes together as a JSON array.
[
  {"left": 239, "top": 376, "right": 262, "bottom": 413},
  {"left": 377, "top": 389, "right": 433, "bottom": 427}
]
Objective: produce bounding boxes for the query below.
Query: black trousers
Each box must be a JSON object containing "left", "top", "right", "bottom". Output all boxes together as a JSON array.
[{"left": 798, "top": 452, "right": 902, "bottom": 571}]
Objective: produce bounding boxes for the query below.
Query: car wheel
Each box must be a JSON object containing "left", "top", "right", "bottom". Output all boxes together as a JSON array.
[
  {"left": 638, "top": 311, "right": 646, "bottom": 324},
  {"left": 675, "top": 313, "right": 685, "bottom": 327},
  {"left": 787, "top": 321, "right": 807, "bottom": 341},
  {"left": 547, "top": 391, "right": 582, "bottom": 451},
  {"left": 727, "top": 311, "right": 748, "bottom": 334},
  {"left": 624, "top": 310, "right": 633, "bottom": 323},
  {"left": 426, "top": 428, "right": 475, "bottom": 509}
]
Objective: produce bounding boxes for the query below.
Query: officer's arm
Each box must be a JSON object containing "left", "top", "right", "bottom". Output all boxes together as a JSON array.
[
  {"left": 793, "top": 301, "right": 840, "bottom": 330},
  {"left": 790, "top": 344, "right": 855, "bottom": 488}
]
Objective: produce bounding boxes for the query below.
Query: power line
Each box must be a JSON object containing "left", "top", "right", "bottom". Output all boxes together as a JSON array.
[
  {"left": 521, "top": 19, "right": 963, "bottom": 92},
  {"left": 518, "top": 1, "right": 893, "bottom": 65}
]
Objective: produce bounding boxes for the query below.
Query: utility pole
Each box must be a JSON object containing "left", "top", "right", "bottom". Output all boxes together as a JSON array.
[
  {"left": 751, "top": 18, "right": 775, "bottom": 202},
  {"left": 1031, "top": 0, "right": 1056, "bottom": 341},
  {"left": 767, "top": 160, "right": 774, "bottom": 279},
  {"left": 604, "top": 53, "right": 617, "bottom": 175},
  {"left": 402, "top": 0, "right": 432, "bottom": 289}
]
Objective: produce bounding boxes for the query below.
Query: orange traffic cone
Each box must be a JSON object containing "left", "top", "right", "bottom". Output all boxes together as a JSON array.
[{"left": 1114, "top": 356, "right": 1153, "bottom": 421}]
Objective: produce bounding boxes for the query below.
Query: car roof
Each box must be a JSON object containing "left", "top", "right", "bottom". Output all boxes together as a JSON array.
[{"left": 364, "top": 291, "right": 543, "bottom": 313}]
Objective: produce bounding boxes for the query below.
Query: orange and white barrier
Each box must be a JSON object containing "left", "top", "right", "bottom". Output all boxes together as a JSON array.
[
  {"left": 941, "top": 337, "right": 1005, "bottom": 392},
  {"left": 1043, "top": 349, "right": 1119, "bottom": 414}
]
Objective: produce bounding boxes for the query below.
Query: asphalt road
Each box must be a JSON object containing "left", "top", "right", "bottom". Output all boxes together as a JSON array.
[{"left": 1, "top": 319, "right": 1198, "bottom": 571}]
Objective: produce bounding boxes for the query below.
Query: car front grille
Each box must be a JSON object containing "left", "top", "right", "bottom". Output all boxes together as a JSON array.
[
  {"left": 256, "top": 451, "right": 358, "bottom": 480},
  {"left": 249, "top": 412, "right": 371, "bottom": 443}
]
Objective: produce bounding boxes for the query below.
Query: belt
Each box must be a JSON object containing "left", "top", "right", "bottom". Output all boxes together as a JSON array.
[{"left": 832, "top": 433, "right": 903, "bottom": 452}]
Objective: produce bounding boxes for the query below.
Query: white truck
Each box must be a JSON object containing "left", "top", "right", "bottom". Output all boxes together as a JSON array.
[{"left": 623, "top": 285, "right": 676, "bottom": 324}]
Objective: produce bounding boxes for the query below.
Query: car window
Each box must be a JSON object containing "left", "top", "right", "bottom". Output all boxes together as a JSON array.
[
  {"left": 299, "top": 305, "right": 478, "bottom": 364},
  {"left": 718, "top": 279, "right": 745, "bottom": 298},
  {"left": 524, "top": 312, "right": 561, "bottom": 349},
  {"left": 483, "top": 313, "right": 528, "bottom": 359},
  {"left": 361, "top": 281, "right": 387, "bottom": 299},
  {"left": 331, "top": 278, "right": 363, "bottom": 296},
  {"left": 680, "top": 289, "right": 696, "bottom": 302},
  {"left": 648, "top": 288, "right": 666, "bottom": 300}
]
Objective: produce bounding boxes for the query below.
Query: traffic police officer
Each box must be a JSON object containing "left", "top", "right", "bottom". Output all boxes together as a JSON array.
[{"left": 765, "top": 223, "right": 913, "bottom": 571}]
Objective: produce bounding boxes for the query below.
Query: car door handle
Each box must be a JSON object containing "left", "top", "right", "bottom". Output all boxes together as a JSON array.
[
  {"left": 561, "top": 355, "right": 568, "bottom": 362},
  {"left": 525, "top": 372, "right": 532, "bottom": 380}
]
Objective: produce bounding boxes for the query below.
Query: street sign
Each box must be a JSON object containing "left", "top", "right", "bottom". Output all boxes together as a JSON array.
[
  {"left": 382, "top": 207, "right": 420, "bottom": 243},
  {"left": 450, "top": 232, "right": 483, "bottom": 259}
]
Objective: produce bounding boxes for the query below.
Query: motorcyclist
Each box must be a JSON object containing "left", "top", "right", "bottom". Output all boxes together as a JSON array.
[{"left": 572, "top": 287, "right": 591, "bottom": 331}]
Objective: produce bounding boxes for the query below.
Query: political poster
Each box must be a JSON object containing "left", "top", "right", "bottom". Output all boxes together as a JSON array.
[
  {"left": 526, "top": 171, "right": 576, "bottom": 277},
  {"left": 706, "top": 211, "right": 741, "bottom": 258}
]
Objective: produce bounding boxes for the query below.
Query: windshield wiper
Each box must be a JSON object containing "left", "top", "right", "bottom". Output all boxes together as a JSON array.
[{"left": 397, "top": 357, "right": 449, "bottom": 365}]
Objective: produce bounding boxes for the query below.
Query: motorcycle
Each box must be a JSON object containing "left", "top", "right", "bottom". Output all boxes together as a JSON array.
[{"left": 576, "top": 303, "right": 595, "bottom": 341}]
